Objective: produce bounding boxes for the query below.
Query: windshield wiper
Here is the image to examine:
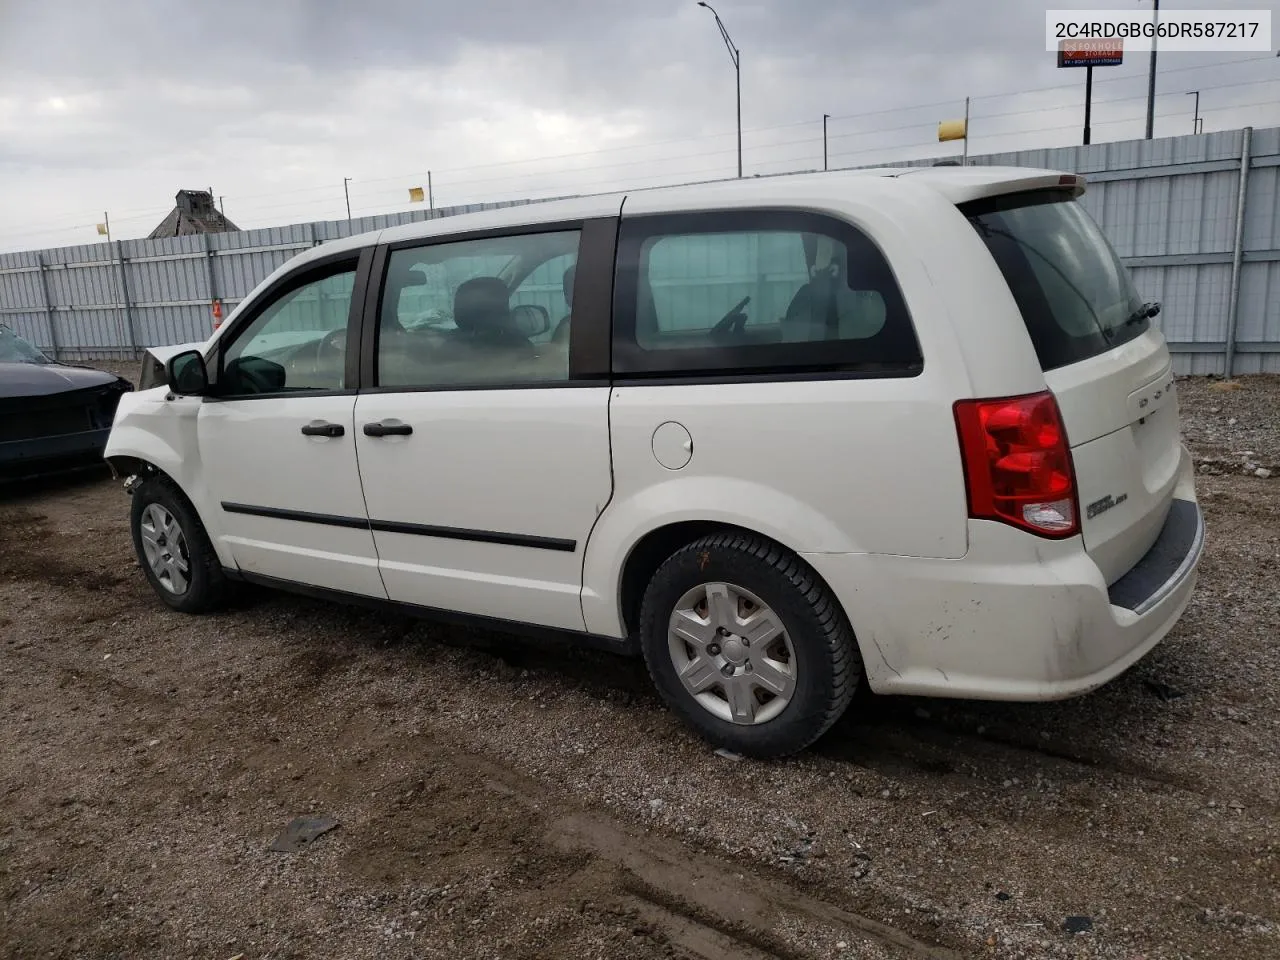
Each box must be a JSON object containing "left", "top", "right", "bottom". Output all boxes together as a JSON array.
[
  {"left": 1124, "top": 301, "right": 1161, "bottom": 326},
  {"left": 975, "top": 221, "right": 1112, "bottom": 340}
]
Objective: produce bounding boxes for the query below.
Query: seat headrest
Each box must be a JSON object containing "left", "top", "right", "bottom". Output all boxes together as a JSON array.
[
  {"left": 382, "top": 259, "right": 427, "bottom": 333},
  {"left": 454, "top": 277, "right": 510, "bottom": 333}
]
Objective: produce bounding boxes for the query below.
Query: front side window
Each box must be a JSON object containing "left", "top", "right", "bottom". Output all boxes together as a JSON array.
[
  {"left": 613, "top": 211, "right": 921, "bottom": 376},
  {"left": 219, "top": 264, "right": 357, "bottom": 394},
  {"left": 377, "top": 230, "right": 580, "bottom": 388}
]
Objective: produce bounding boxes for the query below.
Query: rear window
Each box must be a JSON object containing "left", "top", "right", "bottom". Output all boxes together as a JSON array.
[{"left": 962, "top": 191, "right": 1147, "bottom": 371}]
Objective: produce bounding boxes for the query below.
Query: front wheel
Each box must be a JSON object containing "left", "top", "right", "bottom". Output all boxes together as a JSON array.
[
  {"left": 130, "top": 476, "right": 226, "bottom": 613},
  {"left": 638, "top": 532, "right": 861, "bottom": 758}
]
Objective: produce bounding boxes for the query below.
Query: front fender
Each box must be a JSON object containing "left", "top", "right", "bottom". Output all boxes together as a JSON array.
[
  {"left": 104, "top": 390, "right": 235, "bottom": 567},
  {"left": 580, "top": 474, "right": 864, "bottom": 638}
]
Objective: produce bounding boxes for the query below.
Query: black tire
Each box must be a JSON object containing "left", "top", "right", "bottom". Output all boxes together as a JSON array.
[
  {"left": 129, "top": 475, "right": 227, "bottom": 613},
  {"left": 638, "top": 531, "right": 861, "bottom": 758}
]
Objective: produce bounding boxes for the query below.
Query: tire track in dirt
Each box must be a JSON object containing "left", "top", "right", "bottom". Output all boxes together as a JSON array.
[
  {"left": 465, "top": 755, "right": 964, "bottom": 960},
  {"left": 2, "top": 636, "right": 957, "bottom": 959}
]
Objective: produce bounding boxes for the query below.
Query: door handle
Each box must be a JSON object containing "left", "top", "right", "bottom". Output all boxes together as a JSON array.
[
  {"left": 300, "top": 421, "right": 345, "bottom": 438},
  {"left": 363, "top": 420, "right": 413, "bottom": 437}
]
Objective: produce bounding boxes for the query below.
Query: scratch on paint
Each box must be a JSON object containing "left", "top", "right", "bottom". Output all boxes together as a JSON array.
[{"left": 871, "top": 636, "right": 903, "bottom": 680}]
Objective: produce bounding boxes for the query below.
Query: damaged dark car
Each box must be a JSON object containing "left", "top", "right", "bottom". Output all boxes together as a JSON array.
[{"left": 0, "top": 324, "right": 133, "bottom": 480}]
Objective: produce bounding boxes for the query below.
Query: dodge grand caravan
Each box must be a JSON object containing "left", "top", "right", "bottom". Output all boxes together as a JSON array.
[{"left": 105, "top": 167, "right": 1204, "bottom": 757}]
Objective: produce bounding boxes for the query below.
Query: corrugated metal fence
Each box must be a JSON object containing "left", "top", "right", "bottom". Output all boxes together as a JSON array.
[
  {"left": 890, "top": 125, "right": 1280, "bottom": 375},
  {"left": 3, "top": 126, "right": 1278, "bottom": 375},
  {"left": 0, "top": 198, "right": 556, "bottom": 362}
]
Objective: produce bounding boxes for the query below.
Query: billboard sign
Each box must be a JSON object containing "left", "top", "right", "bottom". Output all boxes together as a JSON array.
[{"left": 1058, "top": 38, "right": 1124, "bottom": 67}]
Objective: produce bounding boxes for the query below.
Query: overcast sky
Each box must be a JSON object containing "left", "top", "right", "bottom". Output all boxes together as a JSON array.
[{"left": 1, "top": 0, "right": 1277, "bottom": 252}]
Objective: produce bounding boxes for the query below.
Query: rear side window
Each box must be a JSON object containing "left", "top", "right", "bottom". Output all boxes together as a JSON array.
[
  {"left": 962, "top": 191, "right": 1147, "bottom": 371},
  {"left": 612, "top": 210, "right": 921, "bottom": 377}
]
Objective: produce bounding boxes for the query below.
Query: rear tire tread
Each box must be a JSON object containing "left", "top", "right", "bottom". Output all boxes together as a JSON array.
[{"left": 638, "top": 531, "right": 860, "bottom": 758}]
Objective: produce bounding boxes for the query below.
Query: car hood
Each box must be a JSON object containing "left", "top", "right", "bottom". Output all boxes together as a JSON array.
[
  {"left": 145, "top": 341, "right": 207, "bottom": 365},
  {"left": 0, "top": 361, "right": 125, "bottom": 398}
]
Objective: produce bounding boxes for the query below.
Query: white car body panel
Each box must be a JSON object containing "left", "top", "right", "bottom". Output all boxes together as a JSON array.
[
  {"left": 805, "top": 447, "right": 1199, "bottom": 699},
  {"left": 105, "top": 165, "right": 1202, "bottom": 706},
  {"left": 197, "top": 395, "right": 384, "bottom": 597},
  {"left": 1044, "top": 326, "right": 1183, "bottom": 583},
  {"left": 580, "top": 374, "right": 970, "bottom": 638},
  {"left": 353, "top": 387, "right": 612, "bottom": 631}
]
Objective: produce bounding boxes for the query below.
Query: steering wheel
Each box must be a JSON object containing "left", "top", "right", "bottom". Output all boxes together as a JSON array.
[
  {"left": 710, "top": 296, "right": 751, "bottom": 343},
  {"left": 315, "top": 328, "right": 347, "bottom": 365},
  {"left": 230, "top": 360, "right": 277, "bottom": 394}
]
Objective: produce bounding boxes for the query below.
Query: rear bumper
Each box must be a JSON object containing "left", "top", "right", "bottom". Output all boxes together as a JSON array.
[
  {"left": 0, "top": 428, "right": 110, "bottom": 478},
  {"left": 805, "top": 449, "right": 1202, "bottom": 701}
]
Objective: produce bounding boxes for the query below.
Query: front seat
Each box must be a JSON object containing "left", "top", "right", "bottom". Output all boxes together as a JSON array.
[
  {"left": 380, "top": 258, "right": 422, "bottom": 334},
  {"left": 451, "top": 277, "right": 535, "bottom": 357},
  {"left": 551, "top": 264, "right": 575, "bottom": 344}
]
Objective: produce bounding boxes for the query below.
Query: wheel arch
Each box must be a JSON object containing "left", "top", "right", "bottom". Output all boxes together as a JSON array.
[
  {"left": 106, "top": 452, "right": 234, "bottom": 569},
  {"left": 615, "top": 520, "right": 852, "bottom": 645},
  {"left": 105, "top": 453, "right": 160, "bottom": 482}
]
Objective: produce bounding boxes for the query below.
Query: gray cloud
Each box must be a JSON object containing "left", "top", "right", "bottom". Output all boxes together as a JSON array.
[{"left": 1, "top": 0, "right": 1277, "bottom": 251}]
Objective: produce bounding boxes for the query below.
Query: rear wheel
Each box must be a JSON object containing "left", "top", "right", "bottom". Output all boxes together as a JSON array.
[
  {"left": 130, "top": 476, "right": 226, "bottom": 613},
  {"left": 638, "top": 532, "right": 860, "bottom": 758}
]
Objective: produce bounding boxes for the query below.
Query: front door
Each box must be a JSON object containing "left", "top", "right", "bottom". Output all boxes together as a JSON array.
[
  {"left": 198, "top": 252, "right": 386, "bottom": 598},
  {"left": 353, "top": 226, "right": 612, "bottom": 631}
]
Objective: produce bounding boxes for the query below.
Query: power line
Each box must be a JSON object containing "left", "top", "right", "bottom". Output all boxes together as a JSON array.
[
  {"left": 181, "top": 54, "right": 1280, "bottom": 209},
  {"left": 3, "top": 55, "right": 1277, "bottom": 247},
  {"left": 328, "top": 86, "right": 1279, "bottom": 216}
]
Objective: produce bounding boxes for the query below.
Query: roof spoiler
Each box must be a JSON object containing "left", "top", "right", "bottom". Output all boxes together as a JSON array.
[{"left": 896, "top": 166, "right": 1087, "bottom": 203}]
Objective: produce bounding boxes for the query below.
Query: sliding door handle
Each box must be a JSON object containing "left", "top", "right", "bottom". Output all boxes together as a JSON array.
[
  {"left": 363, "top": 420, "right": 413, "bottom": 437},
  {"left": 300, "top": 421, "right": 345, "bottom": 437}
]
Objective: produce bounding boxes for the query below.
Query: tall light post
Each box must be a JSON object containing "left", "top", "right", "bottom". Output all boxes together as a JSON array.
[
  {"left": 1144, "top": 0, "right": 1159, "bottom": 139},
  {"left": 823, "top": 114, "right": 830, "bottom": 170},
  {"left": 697, "top": 2, "right": 741, "bottom": 178},
  {"left": 1187, "top": 91, "right": 1202, "bottom": 134},
  {"left": 343, "top": 177, "right": 352, "bottom": 222}
]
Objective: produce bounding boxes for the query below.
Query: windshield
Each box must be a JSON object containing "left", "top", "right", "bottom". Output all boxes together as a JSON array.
[
  {"left": 0, "top": 325, "right": 50, "bottom": 364},
  {"left": 962, "top": 191, "right": 1147, "bottom": 371}
]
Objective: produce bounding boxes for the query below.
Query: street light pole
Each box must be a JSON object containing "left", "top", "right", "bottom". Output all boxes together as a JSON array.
[
  {"left": 823, "top": 114, "right": 830, "bottom": 170},
  {"left": 343, "top": 177, "right": 352, "bottom": 222},
  {"left": 1144, "top": 0, "right": 1159, "bottom": 139},
  {"left": 1187, "top": 90, "right": 1202, "bottom": 134},
  {"left": 697, "top": 2, "right": 742, "bottom": 178}
]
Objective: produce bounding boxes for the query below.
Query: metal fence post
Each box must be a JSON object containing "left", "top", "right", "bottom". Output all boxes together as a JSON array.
[
  {"left": 36, "top": 252, "right": 60, "bottom": 360},
  {"left": 115, "top": 240, "right": 139, "bottom": 358},
  {"left": 1224, "top": 125, "right": 1252, "bottom": 378},
  {"left": 204, "top": 233, "right": 219, "bottom": 337}
]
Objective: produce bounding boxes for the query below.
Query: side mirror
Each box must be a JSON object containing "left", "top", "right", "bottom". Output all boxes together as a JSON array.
[
  {"left": 166, "top": 350, "right": 209, "bottom": 396},
  {"left": 511, "top": 303, "right": 551, "bottom": 338}
]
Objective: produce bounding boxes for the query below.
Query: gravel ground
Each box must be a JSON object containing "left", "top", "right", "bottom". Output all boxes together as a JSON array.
[{"left": 1, "top": 373, "right": 1277, "bottom": 960}]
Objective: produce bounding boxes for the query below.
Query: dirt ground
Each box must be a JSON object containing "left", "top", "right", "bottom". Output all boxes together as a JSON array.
[{"left": 1, "top": 372, "right": 1277, "bottom": 960}]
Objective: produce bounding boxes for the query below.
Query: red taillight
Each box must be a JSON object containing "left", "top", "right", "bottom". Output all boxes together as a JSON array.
[{"left": 954, "top": 391, "right": 1079, "bottom": 538}]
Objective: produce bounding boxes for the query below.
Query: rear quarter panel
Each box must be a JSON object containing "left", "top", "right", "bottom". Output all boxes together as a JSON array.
[{"left": 584, "top": 177, "right": 1042, "bottom": 638}]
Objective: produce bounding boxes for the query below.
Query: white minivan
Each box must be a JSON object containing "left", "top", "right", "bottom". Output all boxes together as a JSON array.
[{"left": 105, "top": 167, "right": 1203, "bottom": 757}]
